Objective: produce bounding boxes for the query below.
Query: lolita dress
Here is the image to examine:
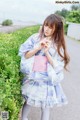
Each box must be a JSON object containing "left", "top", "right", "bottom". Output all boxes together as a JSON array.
[{"left": 18, "top": 33, "right": 68, "bottom": 108}]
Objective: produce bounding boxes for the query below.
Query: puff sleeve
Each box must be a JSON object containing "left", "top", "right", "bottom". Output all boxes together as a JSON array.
[
  {"left": 52, "top": 51, "right": 64, "bottom": 73},
  {"left": 18, "top": 34, "right": 35, "bottom": 57},
  {"left": 47, "top": 48, "right": 65, "bottom": 85},
  {"left": 18, "top": 34, "right": 38, "bottom": 74}
]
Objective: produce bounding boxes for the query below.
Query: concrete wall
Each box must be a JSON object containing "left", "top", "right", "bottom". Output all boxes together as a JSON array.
[{"left": 67, "top": 23, "right": 80, "bottom": 40}]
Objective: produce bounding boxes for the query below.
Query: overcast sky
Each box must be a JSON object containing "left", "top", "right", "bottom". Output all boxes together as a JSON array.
[{"left": 0, "top": 0, "right": 79, "bottom": 24}]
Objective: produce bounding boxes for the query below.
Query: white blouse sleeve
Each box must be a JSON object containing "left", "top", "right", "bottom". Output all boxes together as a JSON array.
[
  {"left": 18, "top": 33, "right": 38, "bottom": 74},
  {"left": 18, "top": 34, "right": 36, "bottom": 57},
  {"left": 47, "top": 48, "right": 65, "bottom": 85},
  {"left": 52, "top": 52, "right": 64, "bottom": 73}
]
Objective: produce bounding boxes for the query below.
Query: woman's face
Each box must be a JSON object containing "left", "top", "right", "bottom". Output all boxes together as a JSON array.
[{"left": 44, "top": 25, "right": 55, "bottom": 37}]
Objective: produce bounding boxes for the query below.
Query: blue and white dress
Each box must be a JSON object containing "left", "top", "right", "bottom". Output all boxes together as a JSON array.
[{"left": 18, "top": 33, "right": 68, "bottom": 108}]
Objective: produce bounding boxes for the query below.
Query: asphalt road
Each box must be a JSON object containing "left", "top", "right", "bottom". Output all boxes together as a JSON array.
[
  {"left": 26, "top": 36, "right": 80, "bottom": 120},
  {"left": 0, "top": 23, "right": 37, "bottom": 33}
]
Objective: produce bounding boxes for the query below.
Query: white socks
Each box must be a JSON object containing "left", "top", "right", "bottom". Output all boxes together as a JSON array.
[
  {"left": 41, "top": 107, "right": 50, "bottom": 120},
  {"left": 21, "top": 102, "right": 50, "bottom": 120},
  {"left": 21, "top": 102, "right": 31, "bottom": 120}
]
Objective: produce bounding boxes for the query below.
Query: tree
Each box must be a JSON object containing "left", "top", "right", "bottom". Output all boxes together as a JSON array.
[
  {"left": 2, "top": 19, "right": 13, "bottom": 26},
  {"left": 55, "top": 8, "right": 69, "bottom": 18},
  {"left": 66, "top": 10, "right": 80, "bottom": 23},
  {"left": 71, "top": 5, "right": 80, "bottom": 10}
]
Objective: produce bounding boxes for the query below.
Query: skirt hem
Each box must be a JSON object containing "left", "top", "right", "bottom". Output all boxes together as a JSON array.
[{"left": 23, "top": 95, "right": 68, "bottom": 108}]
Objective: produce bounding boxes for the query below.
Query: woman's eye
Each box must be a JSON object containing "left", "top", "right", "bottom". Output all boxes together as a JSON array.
[
  {"left": 44, "top": 25, "right": 52, "bottom": 29},
  {"left": 48, "top": 26, "right": 52, "bottom": 29},
  {"left": 49, "top": 27, "right": 52, "bottom": 29},
  {"left": 44, "top": 24, "right": 48, "bottom": 26}
]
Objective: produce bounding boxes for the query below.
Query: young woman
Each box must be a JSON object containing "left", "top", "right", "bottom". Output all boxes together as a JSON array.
[{"left": 18, "top": 14, "right": 70, "bottom": 120}]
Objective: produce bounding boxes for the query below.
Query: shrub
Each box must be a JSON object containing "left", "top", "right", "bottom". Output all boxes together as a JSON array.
[
  {"left": 66, "top": 10, "right": 80, "bottom": 23},
  {"left": 0, "top": 25, "right": 40, "bottom": 120},
  {"left": 64, "top": 23, "right": 68, "bottom": 35},
  {"left": 2, "top": 19, "right": 13, "bottom": 26}
]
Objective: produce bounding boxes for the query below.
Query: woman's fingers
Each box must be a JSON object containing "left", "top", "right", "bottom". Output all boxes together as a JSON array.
[{"left": 40, "top": 39, "right": 51, "bottom": 49}]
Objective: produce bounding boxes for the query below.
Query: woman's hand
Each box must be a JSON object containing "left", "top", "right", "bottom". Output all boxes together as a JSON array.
[
  {"left": 44, "top": 40, "right": 51, "bottom": 53},
  {"left": 37, "top": 38, "right": 48, "bottom": 50},
  {"left": 37, "top": 38, "right": 51, "bottom": 51}
]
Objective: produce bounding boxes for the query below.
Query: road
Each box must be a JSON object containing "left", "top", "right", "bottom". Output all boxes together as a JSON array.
[
  {"left": 26, "top": 36, "right": 80, "bottom": 120},
  {"left": 0, "top": 23, "right": 38, "bottom": 33}
]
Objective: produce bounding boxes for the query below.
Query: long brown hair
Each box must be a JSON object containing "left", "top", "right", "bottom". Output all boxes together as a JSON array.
[{"left": 40, "top": 14, "right": 70, "bottom": 70}]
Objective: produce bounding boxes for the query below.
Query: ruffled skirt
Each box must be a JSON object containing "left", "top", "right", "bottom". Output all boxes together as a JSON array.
[{"left": 21, "top": 72, "right": 68, "bottom": 108}]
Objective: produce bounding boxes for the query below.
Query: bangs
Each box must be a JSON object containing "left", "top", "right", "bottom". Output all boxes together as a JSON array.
[{"left": 44, "top": 19, "right": 55, "bottom": 28}]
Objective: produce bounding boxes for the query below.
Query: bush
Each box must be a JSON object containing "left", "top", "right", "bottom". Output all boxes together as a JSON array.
[
  {"left": 0, "top": 25, "right": 40, "bottom": 120},
  {"left": 2, "top": 19, "right": 13, "bottom": 26},
  {"left": 64, "top": 23, "right": 68, "bottom": 35},
  {"left": 66, "top": 10, "right": 80, "bottom": 23}
]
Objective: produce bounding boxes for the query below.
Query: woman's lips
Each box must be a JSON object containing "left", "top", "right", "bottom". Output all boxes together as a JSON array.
[{"left": 45, "top": 32, "right": 48, "bottom": 34}]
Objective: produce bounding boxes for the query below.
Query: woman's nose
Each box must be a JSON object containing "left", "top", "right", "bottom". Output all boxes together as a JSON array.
[{"left": 45, "top": 26, "right": 49, "bottom": 31}]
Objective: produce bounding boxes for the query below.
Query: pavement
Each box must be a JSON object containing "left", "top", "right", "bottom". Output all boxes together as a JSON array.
[
  {"left": 0, "top": 25, "right": 26, "bottom": 33},
  {"left": 0, "top": 23, "right": 38, "bottom": 33}
]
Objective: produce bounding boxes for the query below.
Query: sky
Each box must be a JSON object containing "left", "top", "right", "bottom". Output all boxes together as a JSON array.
[{"left": 0, "top": 0, "right": 79, "bottom": 24}]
